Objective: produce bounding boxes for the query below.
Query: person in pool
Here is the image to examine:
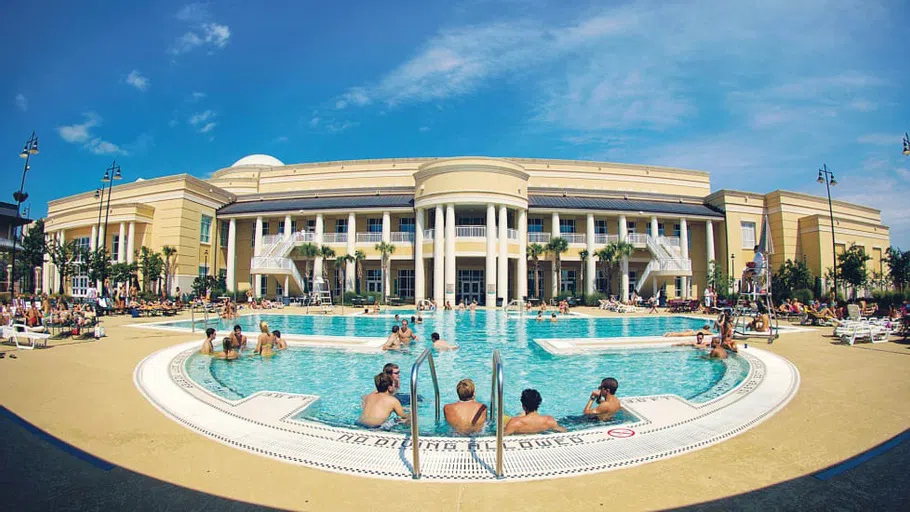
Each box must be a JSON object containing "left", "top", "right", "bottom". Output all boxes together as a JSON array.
[
  {"left": 663, "top": 324, "right": 714, "bottom": 337},
  {"left": 431, "top": 332, "right": 458, "bottom": 351},
  {"left": 673, "top": 331, "right": 711, "bottom": 348},
  {"left": 536, "top": 310, "right": 544, "bottom": 321},
  {"left": 359, "top": 373, "right": 408, "bottom": 428},
  {"left": 444, "top": 379, "right": 487, "bottom": 434},
  {"left": 708, "top": 338, "right": 728, "bottom": 359},
  {"left": 504, "top": 389, "right": 566, "bottom": 435},
  {"left": 272, "top": 330, "right": 287, "bottom": 350},
  {"left": 399, "top": 319, "right": 418, "bottom": 343},
  {"left": 550, "top": 312, "right": 558, "bottom": 322},
  {"left": 214, "top": 337, "right": 240, "bottom": 360},
  {"left": 254, "top": 321, "right": 274, "bottom": 357},
  {"left": 200, "top": 327, "right": 217, "bottom": 355},
  {"left": 416, "top": 314, "right": 424, "bottom": 324},
  {"left": 382, "top": 326, "right": 403, "bottom": 351},
  {"left": 583, "top": 378, "right": 621, "bottom": 421},
  {"left": 230, "top": 324, "right": 248, "bottom": 351},
  {"left": 394, "top": 314, "right": 400, "bottom": 323},
  {"left": 383, "top": 363, "right": 401, "bottom": 393}
]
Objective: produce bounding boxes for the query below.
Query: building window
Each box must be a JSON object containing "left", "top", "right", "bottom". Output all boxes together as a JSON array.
[
  {"left": 456, "top": 216, "right": 484, "bottom": 226},
  {"left": 674, "top": 276, "right": 683, "bottom": 298},
  {"left": 528, "top": 218, "right": 543, "bottom": 233},
  {"left": 627, "top": 222, "right": 637, "bottom": 235},
  {"left": 398, "top": 269, "right": 415, "bottom": 299},
  {"left": 673, "top": 224, "right": 681, "bottom": 237},
  {"left": 262, "top": 221, "right": 270, "bottom": 236},
  {"left": 366, "top": 269, "right": 382, "bottom": 292},
  {"left": 559, "top": 219, "right": 576, "bottom": 234},
  {"left": 111, "top": 235, "right": 120, "bottom": 261},
  {"left": 276, "top": 279, "right": 283, "bottom": 297},
  {"left": 74, "top": 236, "right": 91, "bottom": 254},
  {"left": 595, "top": 269, "right": 608, "bottom": 294},
  {"left": 277, "top": 221, "right": 285, "bottom": 235},
  {"left": 260, "top": 277, "right": 268, "bottom": 296},
  {"left": 658, "top": 223, "right": 665, "bottom": 236},
  {"left": 335, "top": 219, "right": 347, "bottom": 233},
  {"left": 306, "top": 219, "right": 315, "bottom": 232},
  {"left": 741, "top": 221, "right": 756, "bottom": 249},
  {"left": 251, "top": 226, "right": 256, "bottom": 247},
  {"left": 198, "top": 265, "right": 209, "bottom": 278},
  {"left": 220, "top": 221, "right": 229, "bottom": 247},
  {"left": 560, "top": 270, "right": 577, "bottom": 294},
  {"left": 628, "top": 271, "right": 637, "bottom": 295},
  {"left": 291, "top": 220, "right": 297, "bottom": 233},
  {"left": 200, "top": 215, "right": 212, "bottom": 244},
  {"left": 527, "top": 270, "right": 545, "bottom": 299},
  {"left": 367, "top": 218, "right": 383, "bottom": 233},
  {"left": 399, "top": 217, "right": 415, "bottom": 233},
  {"left": 595, "top": 220, "right": 608, "bottom": 234},
  {"left": 72, "top": 274, "right": 89, "bottom": 297}
]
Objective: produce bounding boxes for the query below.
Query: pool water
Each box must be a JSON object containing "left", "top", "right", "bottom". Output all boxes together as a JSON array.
[{"left": 181, "top": 311, "right": 749, "bottom": 435}]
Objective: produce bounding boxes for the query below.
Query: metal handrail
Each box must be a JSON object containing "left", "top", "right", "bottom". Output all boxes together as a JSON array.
[
  {"left": 410, "top": 348, "right": 441, "bottom": 479},
  {"left": 490, "top": 350, "right": 504, "bottom": 478}
]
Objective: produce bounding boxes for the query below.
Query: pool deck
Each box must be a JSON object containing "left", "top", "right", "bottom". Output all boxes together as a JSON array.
[{"left": 1, "top": 306, "right": 909, "bottom": 510}]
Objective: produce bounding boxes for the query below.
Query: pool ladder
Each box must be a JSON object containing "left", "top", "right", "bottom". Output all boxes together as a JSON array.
[
  {"left": 409, "top": 348, "right": 505, "bottom": 479},
  {"left": 189, "top": 305, "right": 210, "bottom": 333}
]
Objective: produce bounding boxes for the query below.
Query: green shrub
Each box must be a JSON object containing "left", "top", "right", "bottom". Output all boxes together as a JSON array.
[
  {"left": 792, "top": 288, "right": 814, "bottom": 304},
  {"left": 584, "top": 292, "right": 606, "bottom": 306}
]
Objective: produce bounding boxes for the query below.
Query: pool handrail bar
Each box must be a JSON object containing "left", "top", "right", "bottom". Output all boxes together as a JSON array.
[
  {"left": 490, "top": 349, "right": 504, "bottom": 478},
  {"left": 409, "top": 348, "right": 441, "bottom": 479}
]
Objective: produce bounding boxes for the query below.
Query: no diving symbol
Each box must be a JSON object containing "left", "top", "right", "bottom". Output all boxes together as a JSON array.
[{"left": 607, "top": 428, "right": 635, "bottom": 438}]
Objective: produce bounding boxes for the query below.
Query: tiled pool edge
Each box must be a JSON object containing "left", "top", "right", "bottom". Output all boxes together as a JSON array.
[{"left": 134, "top": 342, "right": 799, "bottom": 482}]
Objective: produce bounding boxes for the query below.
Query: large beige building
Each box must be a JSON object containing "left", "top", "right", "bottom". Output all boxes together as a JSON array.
[{"left": 42, "top": 155, "right": 890, "bottom": 304}]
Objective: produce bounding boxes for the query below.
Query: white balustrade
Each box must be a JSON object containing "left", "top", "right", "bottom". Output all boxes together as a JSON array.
[
  {"left": 356, "top": 232, "right": 383, "bottom": 243},
  {"left": 391, "top": 231, "right": 415, "bottom": 243},
  {"left": 562, "top": 233, "right": 586, "bottom": 244},
  {"left": 659, "top": 236, "right": 681, "bottom": 247},
  {"left": 322, "top": 233, "right": 348, "bottom": 244},
  {"left": 455, "top": 226, "right": 486, "bottom": 239},
  {"left": 528, "top": 232, "right": 551, "bottom": 244},
  {"left": 507, "top": 228, "right": 519, "bottom": 240},
  {"left": 261, "top": 234, "right": 283, "bottom": 246},
  {"left": 627, "top": 233, "right": 648, "bottom": 247},
  {"left": 423, "top": 228, "right": 434, "bottom": 240},
  {"left": 594, "top": 234, "right": 619, "bottom": 245}
]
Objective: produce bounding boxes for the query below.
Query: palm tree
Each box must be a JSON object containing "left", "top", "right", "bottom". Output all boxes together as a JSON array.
[
  {"left": 578, "top": 249, "right": 589, "bottom": 296},
  {"left": 319, "top": 245, "right": 336, "bottom": 283},
  {"left": 595, "top": 246, "right": 618, "bottom": 295},
  {"left": 375, "top": 242, "right": 395, "bottom": 303},
  {"left": 527, "top": 243, "right": 545, "bottom": 299},
  {"left": 602, "top": 241, "right": 635, "bottom": 296},
  {"left": 546, "top": 237, "right": 570, "bottom": 294},
  {"left": 354, "top": 249, "right": 367, "bottom": 294},
  {"left": 335, "top": 253, "right": 355, "bottom": 303},
  {"left": 161, "top": 245, "right": 177, "bottom": 296},
  {"left": 294, "top": 243, "right": 320, "bottom": 293}
]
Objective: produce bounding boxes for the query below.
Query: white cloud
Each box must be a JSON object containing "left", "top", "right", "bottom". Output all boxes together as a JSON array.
[
  {"left": 169, "top": 4, "right": 230, "bottom": 55},
  {"left": 188, "top": 110, "right": 215, "bottom": 126},
  {"left": 125, "top": 70, "right": 150, "bottom": 91},
  {"left": 57, "top": 112, "right": 127, "bottom": 155},
  {"left": 419, "top": 126, "right": 430, "bottom": 133},
  {"left": 274, "top": 135, "right": 289, "bottom": 143},
  {"left": 199, "top": 122, "right": 217, "bottom": 133},
  {"left": 14, "top": 93, "right": 27, "bottom": 111},
  {"left": 309, "top": 117, "right": 320, "bottom": 127},
  {"left": 176, "top": 3, "right": 209, "bottom": 23},
  {"left": 326, "top": 121, "right": 358, "bottom": 133},
  {"left": 189, "top": 91, "right": 206, "bottom": 102}
]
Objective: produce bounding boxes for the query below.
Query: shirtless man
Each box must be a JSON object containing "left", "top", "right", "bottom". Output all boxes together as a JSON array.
[
  {"left": 200, "top": 327, "right": 217, "bottom": 355},
  {"left": 359, "top": 373, "right": 408, "bottom": 428},
  {"left": 504, "top": 389, "right": 566, "bottom": 435},
  {"left": 583, "top": 378, "right": 621, "bottom": 421},
  {"left": 383, "top": 363, "right": 401, "bottom": 393},
  {"left": 673, "top": 331, "right": 711, "bottom": 348},
  {"left": 272, "top": 330, "right": 287, "bottom": 350},
  {"left": 399, "top": 320, "right": 418, "bottom": 343},
  {"left": 708, "top": 338, "right": 728, "bottom": 359},
  {"left": 214, "top": 337, "right": 240, "bottom": 360},
  {"left": 230, "top": 324, "right": 248, "bottom": 350},
  {"left": 431, "top": 332, "right": 458, "bottom": 351},
  {"left": 663, "top": 324, "right": 713, "bottom": 337},
  {"left": 382, "top": 326, "right": 403, "bottom": 351},
  {"left": 444, "top": 379, "right": 487, "bottom": 434}
]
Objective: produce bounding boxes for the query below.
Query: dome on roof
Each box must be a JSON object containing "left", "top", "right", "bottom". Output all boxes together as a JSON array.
[{"left": 231, "top": 154, "right": 284, "bottom": 167}]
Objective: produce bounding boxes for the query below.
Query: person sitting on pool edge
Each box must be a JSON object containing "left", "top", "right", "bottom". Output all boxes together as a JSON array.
[
  {"left": 444, "top": 379, "right": 487, "bottom": 434},
  {"left": 230, "top": 324, "right": 248, "bottom": 351},
  {"left": 271, "top": 330, "right": 287, "bottom": 350},
  {"left": 431, "top": 332, "right": 458, "bottom": 351},
  {"left": 214, "top": 337, "right": 240, "bottom": 360},
  {"left": 382, "top": 325, "right": 403, "bottom": 351},
  {"left": 200, "top": 327, "right": 217, "bottom": 355},
  {"left": 359, "top": 372, "right": 408, "bottom": 429},
  {"left": 663, "top": 324, "right": 714, "bottom": 337},
  {"left": 583, "top": 378, "right": 621, "bottom": 421},
  {"left": 504, "top": 389, "right": 566, "bottom": 435}
]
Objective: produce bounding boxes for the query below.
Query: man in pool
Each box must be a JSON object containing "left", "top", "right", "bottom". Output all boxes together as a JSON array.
[
  {"left": 383, "top": 363, "right": 401, "bottom": 393},
  {"left": 444, "top": 379, "right": 487, "bottom": 434},
  {"left": 708, "top": 338, "right": 728, "bottom": 359},
  {"left": 504, "top": 389, "right": 566, "bottom": 435},
  {"left": 431, "top": 332, "right": 458, "bottom": 351},
  {"left": 382, "top": 326, "right": 403, "bottom": 351},
  {"left": 663, "top": 324, "right": 714, "bottom": 337},
  {"left": 673, "top": 331, "right": 711, "bottom": 348},
  {"left": 399, "top": 319, "right": 418, "bottom": 343},
  {"left": 272, "top": 330, "right": 287, "bottom": 350},
  {"left": 200, "top": 327, "right": 217, "bottom": 355},
  {"left": 230, "top": 324, "right": 248, "bottom": 350},
  {"left": 359, "top": 373, "right": 408, "bottom": 428},
  {"left": 583, "top": 377, "right": 621, "bottom": 421}
]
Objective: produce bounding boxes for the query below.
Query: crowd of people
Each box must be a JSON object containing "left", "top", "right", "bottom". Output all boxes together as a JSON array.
[{"left": 198, "top": 321, "right": 287, "bottom": 359}]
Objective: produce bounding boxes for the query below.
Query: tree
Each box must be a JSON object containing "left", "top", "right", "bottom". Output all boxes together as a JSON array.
[
  {"left": 772, "top": 259, "right": 814, "bottom": 300},
  {"left": 706, "top": 259, "right": 735, "bottom": 299},
  {"left": 375, "top": 242, "right": 395, "bottom": 302},
  {"left": 16, "top": 219, "right": 45, "bottom": 293},
  {"left": 319, "top": 245, "right": 336, "bottom": 282},
  {"left": 578, "top": 249, "right": 589, "bottom": 296},
  {"left": 837, "top": 244, "right": 871, "bottom": 298},
  {"left": 137, "top": 246, "right": 164, "bottom": 292},
  {"left": 161, "top": 246, "right": 177, "bottom": 295},
  {"left": 334, "top": 254, "right": 352, "bottom": 301},
  {"left": 595, "top": 246, "right": 617, "bottom": 296},
  {"left": 110, "top": 262, "right": 138, "bottom": 290},
  {"left": 527, "top": 243, "right": 545, "bottom": 299},
  {"left": 293, "top": 243, "right": 320, "bottom": 292},
  {"left": 546, "top": 237, "right": 570, "bottom": 293},
  {"left": 885, "top": 246, "right": 910, "bottom": 293},
  {"left": 354, "top": 249, "right": 367, "bottom": 294},
  {"left": 86, "top": 248, "right": 113, "bottom": 286},
  {"left": 46, "top": 238, "right": 83, "bottom": 295}
]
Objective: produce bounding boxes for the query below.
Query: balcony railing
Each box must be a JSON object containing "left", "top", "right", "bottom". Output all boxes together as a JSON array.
[
  {"left": 627, "top": 233, "right": 649, "bottom": 247},
  {"left": 261, "top": 234, "right": 283, "bottom": 246},
  {"left": 561, "top": 233, "right": 586, "bottom": 244},
  {"left": 423, "top": 228, "right": 435, "bottom": 240},
  {"left": 391, "top": 231, "right": 415, "bottom": 243},
  {"left": 322, "top": 233, "right": 348, "bottom": 244},
  {"left": 356, "top": 232, "right": 383, "bottom": 243},
  {"left": 455, "top": 226, "right": 486, "bottom": 239},
  {"left": 528, "top": 232, "right": 550, "bottom": 244},
  {"left": 659, "top": 236, "right": 681, "bottom": 247},
  {"left": 594, "top": 234, "right": 619, "bottom": 245},
  {"left": 292, "top": 231, "right": 316, "bottom": 243},
  {"left": 507, "top": 228, "right": 519, "bottom": 240}
]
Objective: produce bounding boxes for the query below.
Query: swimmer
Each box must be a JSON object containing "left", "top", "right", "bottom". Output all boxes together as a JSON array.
[
  {"left": 272, "top": 330, "right": 287, "bottom": 350},
  {"left": 431, "top": 332, "right": 458, "bottom": 351},
  {"left": 214, "top": 337, "right": 240, "bottom": 360},
  {"left": 550, "top": 312, "right": 558, "bottom": 322},
  {"left": 444, "top": 379, "right": 487, "bottom": 434},
  {"left": 230, "top": 324, "right": 248, "bottom": 350},
  {"left": 394, "top": 314, "right": 401, "bottom": 323},
  {"left": 583, "top": 378, "right": 621, "bottom": 421},
  {"left": 504, "top": 389, "right": 565, "bottom": 435},
  {"left": 536, "top": 310, "right": 544, "bottom": 321},
  {"left": 708, "top": 338, "right": 728, "bottom": 359},
  {"left": 663, "top": 324, "right": 713, "bottom": 337},
  {"left": 200, "top": 327, "right": 216, "bottom": 355},
  {"left": 383, "top": 363, "right": 401, "bottom": 394},
  {"left": 382, "top": 326, "right": 403, "bottom": 351},
  {"left": 673, "top": 331, "right": 711, "bottom": 348},
  {"left": 254, "top": 321, "right": 274, "bottom": 357},
  {"left": 399, "top": 319, "right": 418, "bottom": 343},
  {"left": 416, "top": 314, "right": 424, "bottom": 324},
  {"left": 359, "top": 373, "right": 408, "bottom": 428},
  {"left": 458, "top": 300, "right": 466, "bottom": 311},
  {"left": 469, "top": 300, "right": 477, "bottom": 312}
]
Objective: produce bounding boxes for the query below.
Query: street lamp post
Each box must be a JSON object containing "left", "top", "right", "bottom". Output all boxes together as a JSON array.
[
  {"left": 730, "top": 253, "right": 736, "bottom": 294},
  {"left": 100, "top": 161, "right": 122, "bottom": 295},
  {"left": 203, "top": 249, "right": 210, "bottom": 299},
  {"left": 817, "top": 164, "right": 839, "bottom": 298},
  {"left": 10, "top": 132, "right": 39, "bottom": 294}
]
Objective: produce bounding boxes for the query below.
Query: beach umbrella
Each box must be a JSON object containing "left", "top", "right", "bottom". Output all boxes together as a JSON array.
[{"left": 757, "top": 214, "right": 774, "bottom": 256}]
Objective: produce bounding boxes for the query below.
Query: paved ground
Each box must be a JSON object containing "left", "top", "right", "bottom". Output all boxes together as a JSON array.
[{"left": 1, "top": 307, "right": 909, "bottom": 511}]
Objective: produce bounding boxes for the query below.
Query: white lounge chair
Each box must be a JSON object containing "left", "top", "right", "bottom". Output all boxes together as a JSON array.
[
  {"left": 840, "top": 323, "right": 890, "bottom": 346},
  {"left": 1, "top": 324, "right": 51, "bottom": 350}
]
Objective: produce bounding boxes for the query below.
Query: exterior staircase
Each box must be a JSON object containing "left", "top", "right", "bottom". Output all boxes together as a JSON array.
[
  {"left": 635, "top": 235, "right": 692, "bottom": 293},
  {"left": 250, "top": 231, "right": 317, "bottom": 294}
]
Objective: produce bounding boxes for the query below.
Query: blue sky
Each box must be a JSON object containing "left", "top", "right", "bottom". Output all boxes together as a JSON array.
[{"left": 3, "top": 0, "right": 909, "bottom": 246}]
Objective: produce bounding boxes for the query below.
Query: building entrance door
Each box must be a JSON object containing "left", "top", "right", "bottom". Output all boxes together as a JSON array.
[{"left": 457, "top": 269, "right": 485, "bottom": 305}]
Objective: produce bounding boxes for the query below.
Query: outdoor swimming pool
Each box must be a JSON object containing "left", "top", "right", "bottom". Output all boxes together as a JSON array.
[{"left": 174, "top": 311, "right": 750, "bottom": 436}]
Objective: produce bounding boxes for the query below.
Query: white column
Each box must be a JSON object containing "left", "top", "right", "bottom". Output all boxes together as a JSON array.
[
  {"left": 414, "top": 208, "right": 425, "bottom": 302},
  {"left": 55, "top": 231, "right": 65, "bottom": 293},
  {"left": 284, "top": 215, "right": 292, "bottom": 240},
  {"left": 444, "top": 204, "right": 456, "bottom": 306},
  {"left": 90, "top": 225, "right": 97, "bottom": 251},
  {"left": 118, "top": 223, "right": 126, "bottom": 262},
  {"left": 585, "top": 213, "right": 595, "bottom": 295},
  {"left": 41, "top": 233, "right": 51, "bottom": 294},
  {"left": 346, "top": 212, "right": 356, "bottom": 291},
  {"left": 485, "top": 204, "right": 497, "bottom": 305},
  {"left": 650, "top": 216, "right": 659, "bottom": 238},
  {"left": 551, "top": 212, "right": 560, "bottom": 297},
  {"left": 254, "top": 216, "right": 263, "bottom": 298},
  {"left": 680, "top": 217, "right": 689, "bottom": 299},
  {"left": 619, "top": 215, "right": 629, "bottom": 301},
  {"left": 380, "top": 211, "right": 390, "bottom": 298},
  {"left": 226, "top": 218, "right": 237, "bottom": 292},
  {"left": 498, "top": 205, "right": 509, "bottom": 304},
  {"left": 706, "top": 220, "right": 715, "bottom": 263},
  {"left": 126, "top": 222, "right": 135, "bottom": 263},
  {"left": 313, "top": 213, "right": 324, "bottom": 281},
  {"left": 433, "top": 206, "right": 444, "bottom": 304},
  {"left": 517, "top": 209, "right": 528, "bottom": 300}
]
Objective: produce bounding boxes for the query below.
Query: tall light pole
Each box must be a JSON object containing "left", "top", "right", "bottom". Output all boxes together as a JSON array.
[
  {"left": 817, "top": 164, "right": 838, "bottom": 298},
  {"left": 100, "top": 161, "right": 122, "bottom": 295},
  {"left": 10, "top": 132, "right": 39, "bottom": 294},
  {"left": 902, "top": 132, "right": 909, "bottom": 156}
]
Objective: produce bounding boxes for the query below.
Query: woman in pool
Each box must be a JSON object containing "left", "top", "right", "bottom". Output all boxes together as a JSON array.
[
  {"left": 214, "top": 337, "right": 240, "bottom": 360},
  {"left": 254, "top": 320, "right": 274, "bottom": 357}
]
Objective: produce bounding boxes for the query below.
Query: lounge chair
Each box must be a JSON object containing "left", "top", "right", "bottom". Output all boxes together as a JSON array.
[
  {"left": 2, "top": 324, "right": 51, "bottom": 350},
  {"left": 840, "top": 323, "right": 890, "bottom": 345}
]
